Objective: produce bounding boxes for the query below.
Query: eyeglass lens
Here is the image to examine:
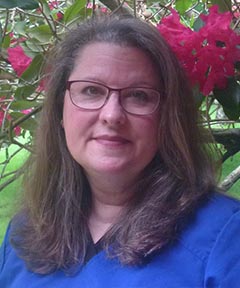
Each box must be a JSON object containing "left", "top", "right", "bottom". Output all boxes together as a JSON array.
[{"left": 68, "top": 81, "right": 160, "bottom": 115}]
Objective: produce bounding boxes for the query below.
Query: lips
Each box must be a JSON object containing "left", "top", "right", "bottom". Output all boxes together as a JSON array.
[{"left": 93, "top": 135, "right": 130, "bottom": 146}]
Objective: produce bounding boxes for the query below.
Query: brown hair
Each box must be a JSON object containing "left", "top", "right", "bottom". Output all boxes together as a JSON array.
[{"left": 11, "top": 16, "right": 217, "bottom": 274}]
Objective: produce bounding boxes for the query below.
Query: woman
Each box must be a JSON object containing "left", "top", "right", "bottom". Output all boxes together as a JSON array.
[{"left": 0, "top": 16, "right": 240, "bottom": 287}]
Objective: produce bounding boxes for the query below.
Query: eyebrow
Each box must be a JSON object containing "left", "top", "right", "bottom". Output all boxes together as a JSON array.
[{"left": 68, "top": 78, "right": 160, "bottom": 89}]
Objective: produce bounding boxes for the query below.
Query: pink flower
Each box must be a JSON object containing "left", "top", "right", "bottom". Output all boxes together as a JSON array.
[
  {"left": 48, "top": 0, "right": 59, "bottom": 10},
  {"left": 86, "top": 3, "right": 95, "bottom": 9},
  {"left": 14, "top": 126, "right": 21, "bottom": 136},
  {"left": 56, "top": 12, "right": 63, "bottom": 21},
  {"left": 101, "top": 7, "right": 108, "bottom": 13},
  {"left": 86, "top": 3, "right": 108, "bottom": 13},
  {"left": 21, "top": 108, "right": 32, "bottom": 115},
  {"left": 157, "top": 6, "right": 240, "bottom": 95},
  {"left": 8, "top": 46, "right": 32, "bottom": 77}
]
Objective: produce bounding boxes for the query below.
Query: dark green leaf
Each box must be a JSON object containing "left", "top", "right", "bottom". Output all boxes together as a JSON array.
[
  {"left": 10, "top": 112, "right": 38, "bottom": 131},
  {"left": 192, "top": 85, "right": 204, "bottom": 107},
  {"left": 14, "top": 85, "right": 38, "bottom": 100},
  {"left": 10, "top": 111, "right": 26, "bottom": 119},
  {"left": 213, "top": 78, "right": 240, "bottom": 120},
  {"left": 19, "top": 118, "right": 38, "bottom": 131},
  {"left": 193, "top": 15, "right": 205, "bottom": 31},
  {"left": 11, "top": 100, "right": 39, "bottom": 110},
  {"left": 64, "top": 0, "right": 86, "bottom": 24},
  {"left": 38, "top": 0, "right": 51, "bottom": 18},
  {"left": 209, "top": 0, "right": 231, "bottom": 12},
  {"left": 20, "top": 53, "right": 44, "bottom": 83},
  {"left": 0, "top": 22, "right": 2, "bottom": 47},
  {"left": 0, "top": 0, "right": 39, "bottom": 9},
  {"left": 0, "top": 84, "right": 12, "bottom": 97}
]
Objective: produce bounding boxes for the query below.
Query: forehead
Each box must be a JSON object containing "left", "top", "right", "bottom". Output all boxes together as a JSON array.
[{"left": 69, "top": 42, "right": 160, "bottom": 87}]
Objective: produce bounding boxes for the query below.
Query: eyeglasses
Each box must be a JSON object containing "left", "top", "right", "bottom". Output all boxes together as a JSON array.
[{"left": 66, "top": 80, "right": 160, "bottom": 116}]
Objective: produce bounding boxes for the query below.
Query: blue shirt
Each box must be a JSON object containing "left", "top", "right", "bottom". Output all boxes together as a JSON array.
[{"left": 0, "top": 193, "right": 240, "bottom": 287}]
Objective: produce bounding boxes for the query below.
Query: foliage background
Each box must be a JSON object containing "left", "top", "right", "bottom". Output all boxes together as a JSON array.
[{"left": 0, "top": 0, "right": 239, "bottom": 242}]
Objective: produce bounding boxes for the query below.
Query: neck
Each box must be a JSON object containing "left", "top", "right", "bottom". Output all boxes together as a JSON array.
[
  {"left": 88, "top": 197, "right": 123, "bottom": 243},
  {"left": 87, "top": 173, "right": 136, "bottom": 243}
]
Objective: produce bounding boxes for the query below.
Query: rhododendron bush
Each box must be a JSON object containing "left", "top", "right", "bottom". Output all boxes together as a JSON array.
[
  {"left": 0, "top": 0, "right": 239, "bottom": 192},
  {"left": 158, "top": 5, "right": 240, "bottom": 120},
  {"left": 158, "top": 6, "right": 239, "bottom": 96}
]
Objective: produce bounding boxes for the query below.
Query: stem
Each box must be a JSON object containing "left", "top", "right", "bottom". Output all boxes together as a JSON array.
[
  {"left": 0, "top": 147, "right": 23, "bottom": 178},
  {"left": 220, "top": 165, "right": 240, "bottom": 191},
  {"left": 0, "top": 167, "right": 25, "bottom": 192},
  {"left": 100, "top": 0, "right": 133, "bottom": 15}
]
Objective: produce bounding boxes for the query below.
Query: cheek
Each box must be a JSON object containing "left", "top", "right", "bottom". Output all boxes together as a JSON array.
[
  {"left": 136, "top": 116, "right": 159, "bottom": 150},
  {"left": 63, "top": 96, "right": 83, "bottom": 130}
]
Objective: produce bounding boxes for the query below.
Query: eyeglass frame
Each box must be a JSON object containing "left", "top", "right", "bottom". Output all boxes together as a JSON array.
[{"left": 66, "top": 80, "right": 161, "bottom": 116}]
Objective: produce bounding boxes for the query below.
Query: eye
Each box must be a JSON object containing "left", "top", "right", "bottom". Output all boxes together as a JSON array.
[
  {"left": 128, "top": 89, "right": 150, "bottom": 103},
  {"left": 81, "top": 85, "right": 105, "bottom": 97}
]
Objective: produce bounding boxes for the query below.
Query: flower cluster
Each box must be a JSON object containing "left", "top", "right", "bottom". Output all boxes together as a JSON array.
[
  {"left": 7, "top": 46, "right": 32, "bottom": 77},
  {"left": 157, "top": 5, "right": 240, "bottom": 95},
  {"left": 7, "top": 39, "right": 45, "bottom": 91}
]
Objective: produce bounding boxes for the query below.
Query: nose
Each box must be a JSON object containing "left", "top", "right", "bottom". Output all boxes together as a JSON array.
[{"left": 98, "top": 92, "right": 126, "bottom": 126}]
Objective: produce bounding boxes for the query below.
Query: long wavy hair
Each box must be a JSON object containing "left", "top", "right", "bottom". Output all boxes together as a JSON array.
[{"left": 11, "top": 16, "right": 218, "bottom": 274}]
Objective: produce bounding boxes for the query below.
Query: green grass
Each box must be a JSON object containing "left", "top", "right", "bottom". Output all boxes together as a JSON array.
[
  {"left": 0, "top": 145, "right": 29, "bottom": 243},
  {"left": 0, "top": 178, "right": 22, "bottom": 242},
  {"left": 0, "top": 147, "right": 239, "bottom": 245}
]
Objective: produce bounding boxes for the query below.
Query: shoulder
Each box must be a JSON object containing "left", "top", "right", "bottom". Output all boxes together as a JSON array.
[
  {"left": 0, "top": 224, "right": 11, "bottom": 273},
  {"left": 179, "top": 192, "right": 240, "bottom": 286},
  {"left": 0, "top": 218, "right": 30, "bottom": 286},
  {"left": 180, "top": 192, "right": 240, "bottom": 258}
]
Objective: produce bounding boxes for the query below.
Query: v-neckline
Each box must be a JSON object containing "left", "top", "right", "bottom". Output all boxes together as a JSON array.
[{"left": 84, "top": 230, "right": 104, "bottom": 265}]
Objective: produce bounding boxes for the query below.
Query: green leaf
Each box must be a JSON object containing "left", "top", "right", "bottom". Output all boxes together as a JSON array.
[
  {"left": 19, "top": 118, "right": 38, "bottom": 131},
  {"left": 14, "top": 21, "right": 28, "bottom": 37},
  {"left": 193, "top": 15, "right": 205, "bottom": 31},
  {"left": 192, "top": 85, "right": 204, "bottom": 107},
  {"left": 27, "top": 25, "right": 53, "bottom": 44},
  {"left": 2, "top": 34, "right": 11, "bottom": 49},
  {"left": 20, "top": 53, "right": 44, "bottom": 83},
  {"left": 209, "top": 0, "right": 231, "bottom": 12},
  {"left": 10, "top": 112, "right": 38, "bottom": 131},
  {"left": 0, "top": 0, "right": 39, "bottom": 9},
  {"left": 25, "top": 40, "right": 43, "bottom": 53},
  {"left": 38, "top": 0, "right": 51, "bottom": 18},
  {"left": 0, "top": 84, "right": 11, "bottom": 97},
  {"left": 64, "top": 0, "right": 86, "bottom": 24},
  {"left": 14, "top": 85, "right": 38, "bottom": 100},
  {"left": 213, "top": 78, "right": 240, "bottom": 120},
  {"left": 175, "top": 0, "right": 197, "bottom": 14},
  {"left": 11, "top": 100, "right": 39, "bottom": 110},
  {"left": 0, "top": 22, "right": 2, "bottom": 47}
]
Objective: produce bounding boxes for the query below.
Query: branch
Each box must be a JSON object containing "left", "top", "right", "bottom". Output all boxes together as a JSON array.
[
  {"left": 0, "top": 165, "right": 24, "bottom": 192},
  {"left": 211, "top": 128, "right": 240, "bottom": 162},
  {"left": 0, "top": 105, "right": 42, "bottom": 141},
  {"left": 100, "top": 0, "right": 133, "bottom": 15},
  {"left": 220, "top": 165, "right": 240, "bottom": 191}
]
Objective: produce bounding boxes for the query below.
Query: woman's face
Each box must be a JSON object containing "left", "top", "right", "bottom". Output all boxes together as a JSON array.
[{"left": 63, "top": 42, "right": 160, "bottom": 183}]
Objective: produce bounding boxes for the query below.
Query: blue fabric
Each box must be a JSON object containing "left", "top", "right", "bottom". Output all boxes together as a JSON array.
[{"left": 0, "top": 193, "right": 240, "bottom": 288}]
